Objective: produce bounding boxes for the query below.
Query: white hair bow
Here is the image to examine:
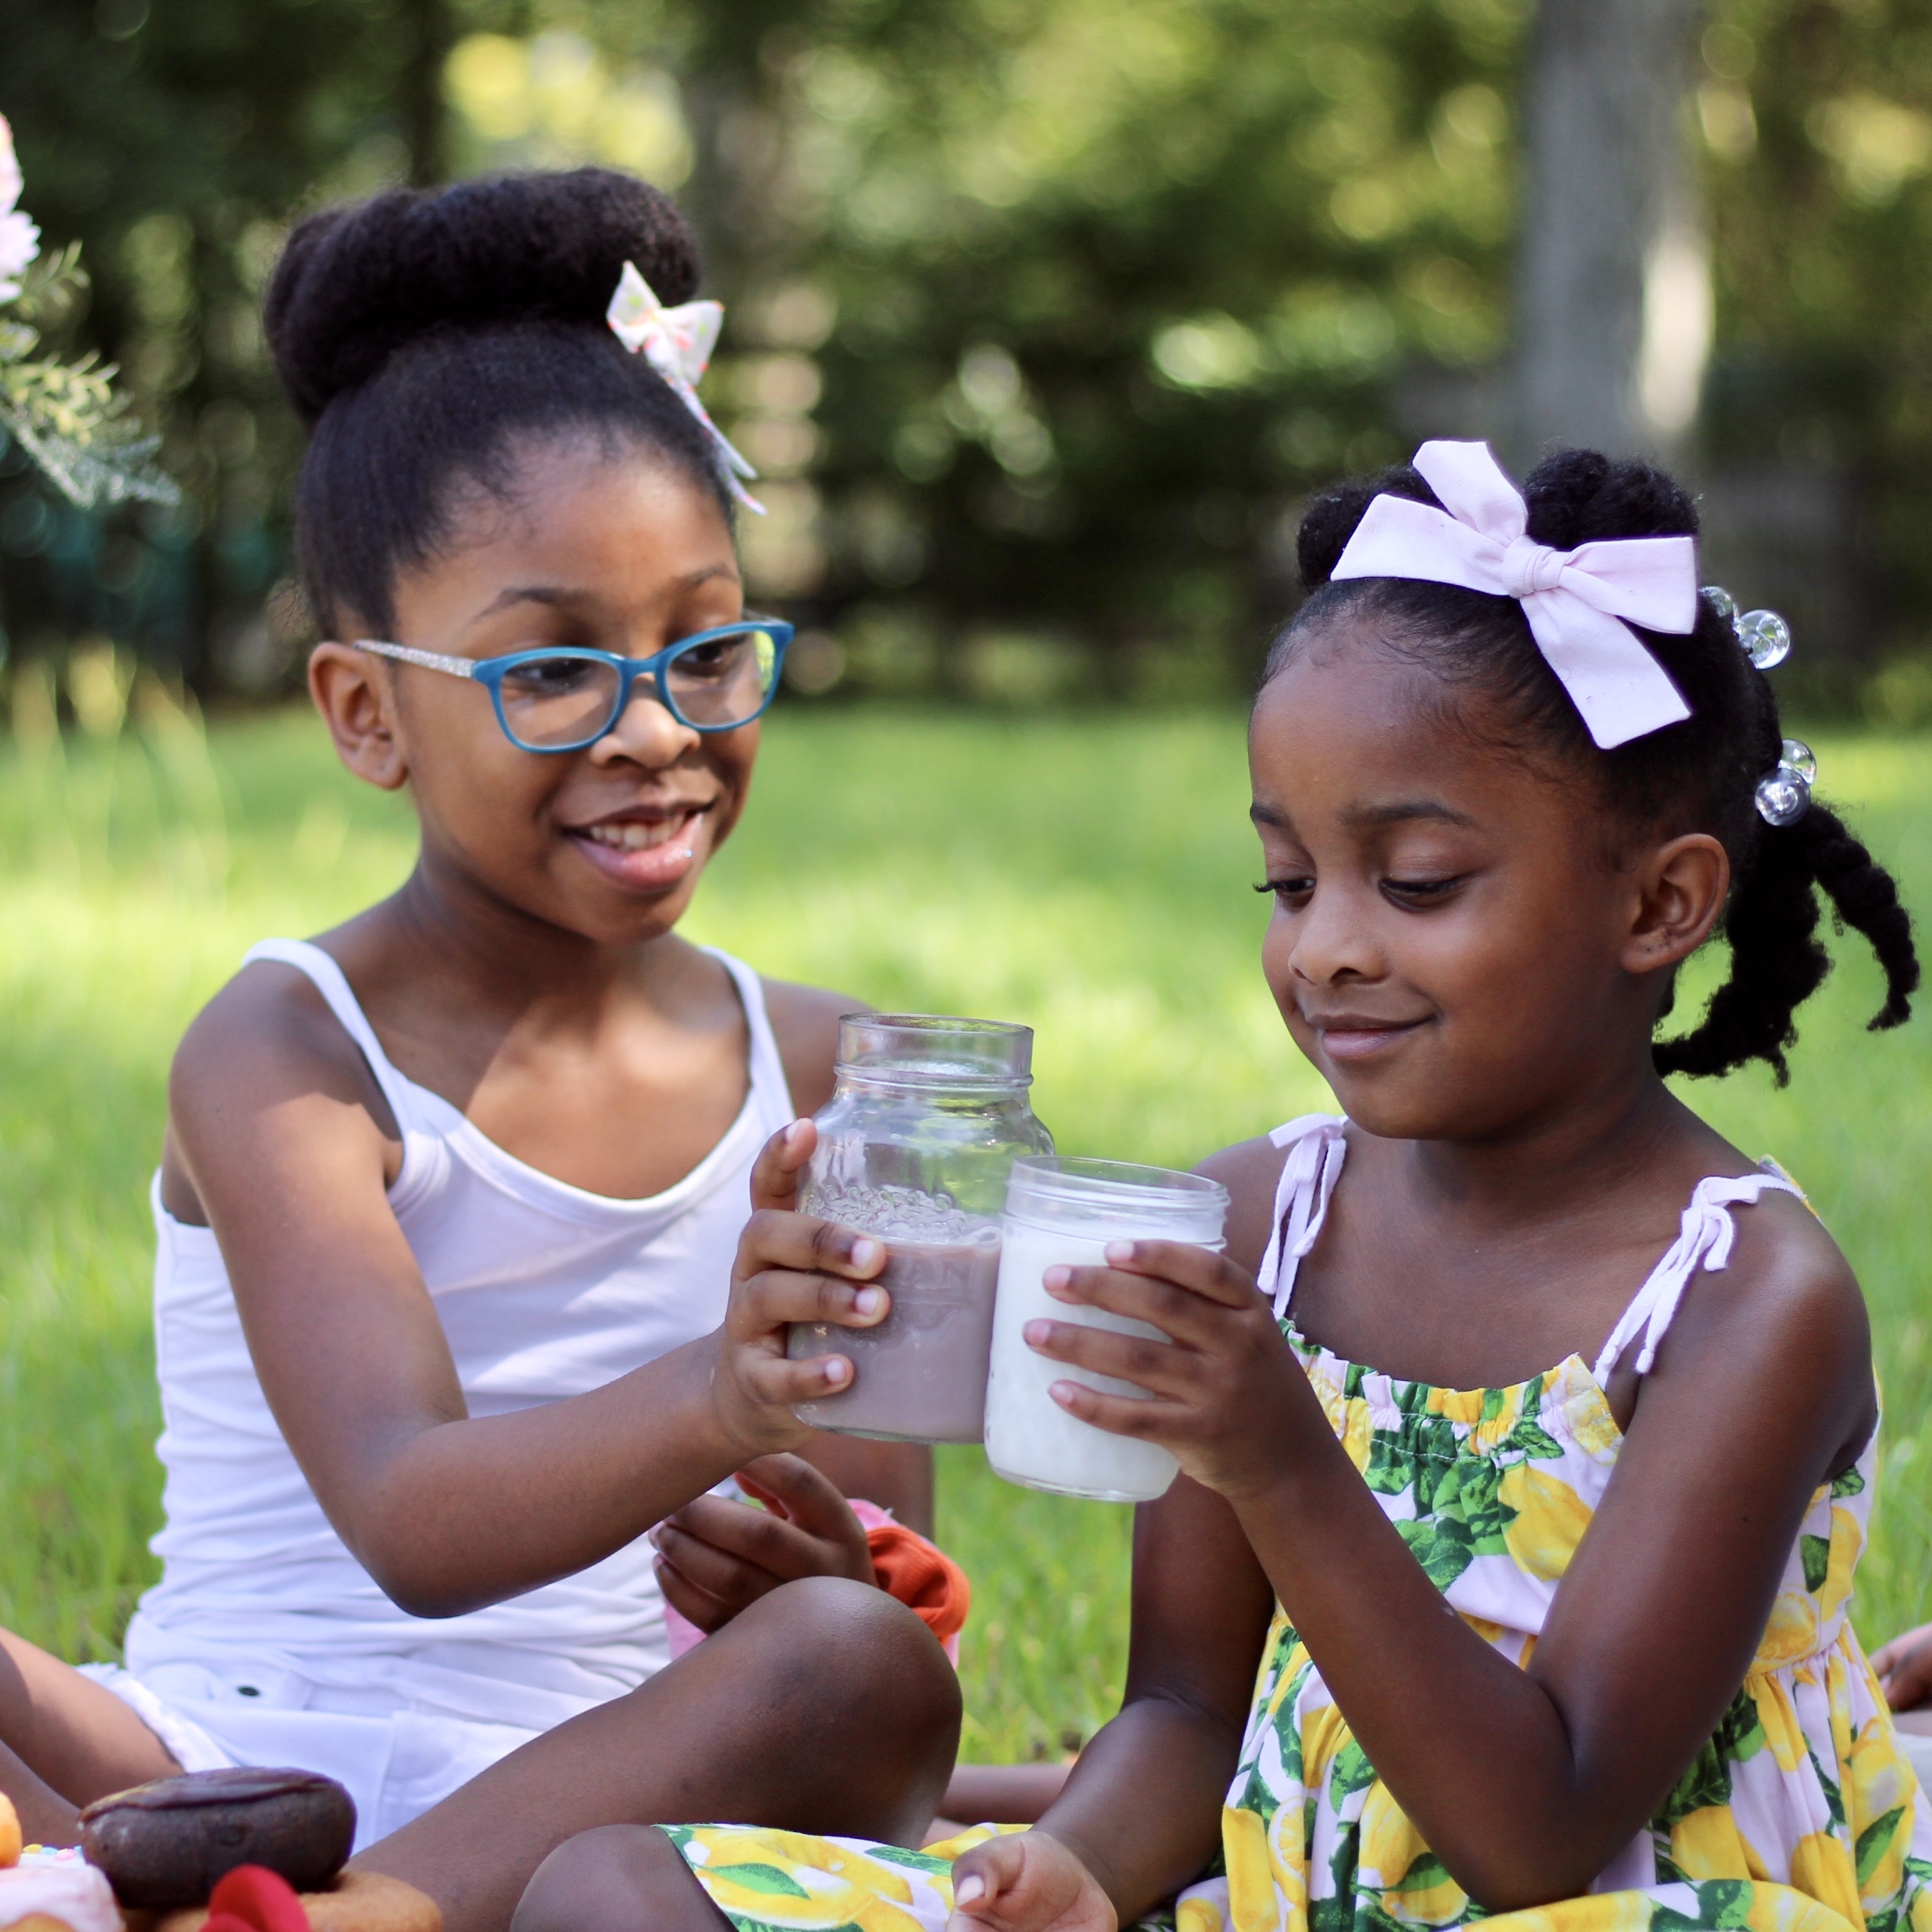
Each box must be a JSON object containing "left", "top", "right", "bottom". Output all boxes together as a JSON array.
[
  {"left": 1330, "top": 439, "right": 1696, "bottom": 748},
  {"left": 606, "top": 261, "right": 765, "bottom": 515}
]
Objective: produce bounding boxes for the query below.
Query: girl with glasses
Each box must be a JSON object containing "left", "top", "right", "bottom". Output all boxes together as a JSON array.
[{"left": 0, "top": 169, "right": 968, "bottom": 1929}]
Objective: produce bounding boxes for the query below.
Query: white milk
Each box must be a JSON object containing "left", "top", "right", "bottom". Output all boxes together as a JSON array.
[
  {"left": 984, "top": 1156, "right": 1228, "bottom": 1502},
  {"left": 984, "top": 1219, "right": 1183, "bottom": 1502}
]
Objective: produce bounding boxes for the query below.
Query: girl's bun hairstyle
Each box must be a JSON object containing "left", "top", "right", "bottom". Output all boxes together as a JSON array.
[
  {"left": 264, "top": 169, "right": 730, "bottom": 636},
  {"left": 1270, "top": 447, "right": 1918, "bottom": 1085},
  {"left": 266, "top": 169, "right": 699, "bottom": 426}
]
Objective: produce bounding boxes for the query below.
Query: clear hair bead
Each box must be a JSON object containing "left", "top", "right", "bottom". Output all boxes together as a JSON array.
[
  {"left": 1737, "top": 609, "right": 1792, "bottom": 671},
  {"left": 1779, "top": 738, "right": 1817, "bottom": 784},
  {"left": 1701, "top": 584, "right": 1739, "bottom": 624},
  {"left": 1756, "top": 770, "right": 1810, "bottom": 827}
]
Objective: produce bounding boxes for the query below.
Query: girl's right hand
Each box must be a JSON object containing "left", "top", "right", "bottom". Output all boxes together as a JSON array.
[
  {"left": 709, "top": 1119, "right": 890, "bottom": 1457},
  {"left": 947, "top": 1833, "right": 1115, "bottom": 1932}
]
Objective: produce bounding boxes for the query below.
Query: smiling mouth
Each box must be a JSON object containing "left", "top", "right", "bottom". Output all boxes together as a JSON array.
[
  {"left": 564, "top": 803, "right": 714, "bottom": 888},
  {"left": 574, "top": 810, "right": 707, "bottom": 851},
  {"left": 1309, "top": 1016, "right": 1431, "bottom": 1062}
]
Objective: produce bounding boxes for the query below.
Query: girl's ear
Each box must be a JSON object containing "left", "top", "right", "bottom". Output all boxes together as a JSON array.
[
  {"left": 1623, "top": 831, "right": 1729, "bottom": 975},
  {"left": 309, "top": 639, "right": 409, "bottom": 791}
]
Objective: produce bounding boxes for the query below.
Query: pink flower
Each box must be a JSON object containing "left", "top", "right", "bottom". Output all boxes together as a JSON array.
[{"left": 0, "top": 113, "right": 43, "bottom": 303}]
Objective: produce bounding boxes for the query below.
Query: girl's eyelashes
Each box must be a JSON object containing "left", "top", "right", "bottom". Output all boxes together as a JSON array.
[
  {"left": 1251, "top": 875, "right": 1466, "bottom": 907},
  {"left": 1381, "top": 875, "right": 1465, "bottom": 907}
]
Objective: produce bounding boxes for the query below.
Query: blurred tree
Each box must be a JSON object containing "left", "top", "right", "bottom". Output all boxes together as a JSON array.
[
  {"left": 629, "top": 0, "right": 1526, "bottom": 699},
  {"left": 1696, "top": 0, "right": 1932, "bottom": 707},
  {"left": 1511, "top": 0, "right": 1707, "bottom": 459},
  {"left": 14, "top": 0, "right": 1932, "bottom": 709},
  {"left": 0, "top": 0, "right": 454, "bottom": 693}
]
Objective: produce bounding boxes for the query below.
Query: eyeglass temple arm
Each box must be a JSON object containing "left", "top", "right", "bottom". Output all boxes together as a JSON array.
[{"left": 349, "top": 640, "right": 480, "bottom": 679}]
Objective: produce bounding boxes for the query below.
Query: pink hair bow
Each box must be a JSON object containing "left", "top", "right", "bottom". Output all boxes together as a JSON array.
[
  {"left": 606, "top": 261, "right": 765, "bottom": 515},
  {"left": 1330, "top": 439, "right": 1696, "bottom": 749}
]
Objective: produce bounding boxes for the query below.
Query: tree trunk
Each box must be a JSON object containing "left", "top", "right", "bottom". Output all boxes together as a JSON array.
[
  {"left": 398, "top": 0, "right": 452, "bottom": 188},
  {"left": 1510, "top": 0, "right": 1708, "bottom": 463}
]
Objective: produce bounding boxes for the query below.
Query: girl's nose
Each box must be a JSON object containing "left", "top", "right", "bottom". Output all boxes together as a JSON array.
[
  {"left": 589, "top": 680, "right": 700, "bottom": 767},
  {"left": 1289, "top": 884, "right": 1383, "bottom": 985}
]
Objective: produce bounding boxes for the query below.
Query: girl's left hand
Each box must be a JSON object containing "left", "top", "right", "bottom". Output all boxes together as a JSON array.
[
  {"left": 946, "top": 1831, "right": 1114, "bottom": 1932},
  {"left": 1873, "top": 1622, "right": 1932, "bottom": 1711},
  {"left": 1021, "top": 1243, "right": 1321, "bottom": 1503},
  {"left": 650, "top": 1452, "right": 875, "bottom": 1633}
]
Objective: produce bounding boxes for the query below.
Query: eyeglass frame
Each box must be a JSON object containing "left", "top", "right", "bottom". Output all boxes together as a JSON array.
[{"left": 342, "top": 619, "right": 795, "bottom": 751}]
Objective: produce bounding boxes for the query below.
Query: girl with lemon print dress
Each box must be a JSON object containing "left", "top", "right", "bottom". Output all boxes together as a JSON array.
[{"left": 512, "top": 444, "right": 1929, "bottom": 1932}]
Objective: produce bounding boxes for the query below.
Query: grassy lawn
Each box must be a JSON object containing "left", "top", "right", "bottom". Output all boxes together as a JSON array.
[{"left": 3, "top": 697, "right": 1931, "bottom": 1763}]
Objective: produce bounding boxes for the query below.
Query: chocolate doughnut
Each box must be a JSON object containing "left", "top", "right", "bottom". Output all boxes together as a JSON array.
[{"left": 79, "top": 1769, "right": 355, "bottom": 1909}]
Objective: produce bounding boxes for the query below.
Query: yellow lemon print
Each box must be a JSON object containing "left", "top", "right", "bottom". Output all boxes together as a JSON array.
[{"left": 1498, "top": 1462, "right": 1593, "bottom": 1581}]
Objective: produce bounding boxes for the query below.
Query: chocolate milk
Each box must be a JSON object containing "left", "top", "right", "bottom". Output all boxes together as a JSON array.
[{"left": 789, "top": 1232, "right": 1002, "bottom": 1444}]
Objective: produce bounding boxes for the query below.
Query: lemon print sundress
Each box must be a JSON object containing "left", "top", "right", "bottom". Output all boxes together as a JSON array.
[{"left": 660, "top": 1113, "right": 1932, "bottom": 1932}]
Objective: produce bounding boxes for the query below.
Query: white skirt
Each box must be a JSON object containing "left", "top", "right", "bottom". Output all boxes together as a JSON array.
[{"left": 79, "top": 1660, "right": 542, "bottom": 1850}]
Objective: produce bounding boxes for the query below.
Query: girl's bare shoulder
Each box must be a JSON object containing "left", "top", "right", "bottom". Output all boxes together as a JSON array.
[
  {"left": 1197, "top": 1135, "right": 1295, "bottom": 1278},
  {"left": 170, "top": 942, "right": 393, "bottom": 1133},
  {"left": 759, "top": 978, "right": 870, "bottom": 1118}
]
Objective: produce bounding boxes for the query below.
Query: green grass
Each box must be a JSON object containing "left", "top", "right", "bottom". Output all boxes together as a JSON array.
[{"left": 3, "top": 699, "right": 1932, "bottom": 1762}]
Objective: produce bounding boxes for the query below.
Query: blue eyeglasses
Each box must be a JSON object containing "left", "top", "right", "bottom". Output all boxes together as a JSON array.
[{"left": 349, "top": 619, "right": 793, "bottom": 751}]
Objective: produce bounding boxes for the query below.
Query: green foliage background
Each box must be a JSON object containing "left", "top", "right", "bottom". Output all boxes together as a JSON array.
[{"left": 8, "top": 0, "right": 1932, "bottom": 704}]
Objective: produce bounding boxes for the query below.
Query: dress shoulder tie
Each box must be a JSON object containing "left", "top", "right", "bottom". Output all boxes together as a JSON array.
[{"left": 1590, "top": 1166, "right": 1806, "bottom": 1386}]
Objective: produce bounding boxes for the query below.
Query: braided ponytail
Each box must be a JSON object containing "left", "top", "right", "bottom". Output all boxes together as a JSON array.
[
  {"left": 1656, "top": 803, "right": 1917, "bottom": 1085},
  {"left": 1273, "top": 446, "right": 1920, "bottom": 1086}
]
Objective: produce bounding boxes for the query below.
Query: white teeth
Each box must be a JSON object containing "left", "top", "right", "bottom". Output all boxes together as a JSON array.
[{"left": 585, "top": 820, "right": 673, "bottom": 849}]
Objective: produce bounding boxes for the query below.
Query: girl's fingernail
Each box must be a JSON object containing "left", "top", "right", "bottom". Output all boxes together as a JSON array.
[
  {"left": 1024, "top": 1320, "right": 1052, "bottom": 1348},
  {"left": 1105, "top": 1239, "right": 1135, "bottom": 1265},
  {"left": 1050, "top": 1380, "right": 1080, "bottom": 1409},
  {"left": 852, "top": 1238, "right": 882, "bottom": 1269},
  {"left": 824, "top": 1358, "right": 851, "bottom": 1385},
  {"left": 1043, "top": 1265, "right": 1070, "bottom": 1291},
  {"left": 854, "top": 1286, "right": 886, "bottom": 1317},
  {"left": 955, "top": 1877, "right": 984, "bottom": 1907}
]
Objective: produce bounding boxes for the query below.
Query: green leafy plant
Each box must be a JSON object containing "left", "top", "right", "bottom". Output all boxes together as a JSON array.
[{"left": 0, "top": 115, "right": 175, "bottom": 509}]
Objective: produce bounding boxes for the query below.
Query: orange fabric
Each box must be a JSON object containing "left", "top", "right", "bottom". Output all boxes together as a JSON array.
[
  {"left": 865, "top": 1519, "right": 970, "bottom": 1646},
  {"left": 201, "top": 1867, "right": 312, "bottom": 1932}
]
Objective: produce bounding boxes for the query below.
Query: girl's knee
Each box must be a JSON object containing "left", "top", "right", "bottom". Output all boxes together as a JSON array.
[
  {"left": 733, "top": 1575, "right": 963, "bottom": 1737},
  {"left": 512, "top": 1825, "right": 721, "bottom": 1932}
]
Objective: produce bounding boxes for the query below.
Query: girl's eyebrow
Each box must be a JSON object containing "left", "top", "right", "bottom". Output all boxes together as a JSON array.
[
  {"left": 471, "top": 586, "right": 579, "bottom": 621},
  {"left": 1345, "top": 799, "right": 1480, "bottom": 830},
  {"left": 468, "top": 564, "right": 741, "bottom": 625},
  {"left": 1249, "top": 799, "right": 1478, "bottom": 830}
]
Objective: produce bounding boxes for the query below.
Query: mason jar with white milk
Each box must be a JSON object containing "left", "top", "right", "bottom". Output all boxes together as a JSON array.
[{"left": 984, "top": 1156, "right": 1230, "bottom": 1503}]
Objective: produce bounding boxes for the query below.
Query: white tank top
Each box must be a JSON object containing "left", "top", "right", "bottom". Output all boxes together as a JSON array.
[{"left": 124, "top": 937, "right": 797, "bottom": 1734}]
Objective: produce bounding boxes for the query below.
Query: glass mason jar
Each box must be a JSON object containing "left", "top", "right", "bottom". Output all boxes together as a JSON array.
[
  {"left": 787, "top": 1015, "right": 1054, "bottom": 1445},
  {"left": 984, "top": 1156, "right": 1230, "bottom": 1502}
]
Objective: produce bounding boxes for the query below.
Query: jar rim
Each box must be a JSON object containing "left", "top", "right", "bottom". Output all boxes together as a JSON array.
[
  {"left": 836, "top": 1012, "right": 1035, "bottom": 1087},
  {"left": 1005, "top": 1155, "right": 1230, "bottom": 1212},
  {"left": 844, "top": 1012, "right": 1032, "bottom": 1038}
]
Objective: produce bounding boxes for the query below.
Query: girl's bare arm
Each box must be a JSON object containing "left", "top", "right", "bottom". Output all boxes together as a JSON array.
[
  {"left": 1026, "top": 1191, "right": 1873, "bottom": 1911},
  {"left": 947, "top": 1476, "right": 1274, "bottom": 1932},
  {"left": 167, "top": 972, "right": 886, "bottom": 1620}
]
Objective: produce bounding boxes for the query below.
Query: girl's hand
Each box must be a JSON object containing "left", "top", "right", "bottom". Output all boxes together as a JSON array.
[
  {"left": 650, "top": 1452, "right": 875, "bottom": 1633},
  {"left": 1874, "top": 1623, "right": 1932, "bottom": 1711},
  {"left": 1021, "top": 1241, "right": 1319, "bottom": 1503},
  {"left": 947, "top": 1832, "right": 1114, "bottom": 1932},
  {"left": 710, "top": 1120, "right": 890, "bottom": 1457}
]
